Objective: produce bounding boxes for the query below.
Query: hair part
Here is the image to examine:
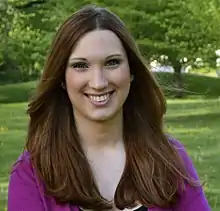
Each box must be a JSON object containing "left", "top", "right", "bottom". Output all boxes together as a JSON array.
[{"left": 25, "top": 5, "right": 199, "bottom": 210}]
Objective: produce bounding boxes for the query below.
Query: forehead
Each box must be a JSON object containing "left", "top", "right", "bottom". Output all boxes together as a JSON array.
[{"left": 69, "top": 30, "right": 126, "bottom": 59}]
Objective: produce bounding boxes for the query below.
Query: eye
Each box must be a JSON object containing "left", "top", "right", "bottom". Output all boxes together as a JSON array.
[
  {"left": 70, "top": 62, "right": 89, "bottom": 70},
  {"left": 105, "top": 59, "right": 121, "bottom": 68}
]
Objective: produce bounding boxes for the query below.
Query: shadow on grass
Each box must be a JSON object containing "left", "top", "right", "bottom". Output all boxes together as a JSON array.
[
  {"left": 167, "top": 100, "right": 220, "bottom": 111},
  {"left": 155, "top": 72, "right": 220, "bottom": 98},
  {"left": 0, "top": 81, "right": 37, "bottom": 104},
  {"left": 165, "top": 112, "right": 220, "bottom": 125}
]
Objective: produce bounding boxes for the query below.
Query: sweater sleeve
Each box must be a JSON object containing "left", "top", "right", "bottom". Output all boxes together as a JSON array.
[
  {"left": 172, "top": 140, "right": 211, "bottom": 211},
  {"left": 7, "top": 152, "right": 47, "bottom": 211}
]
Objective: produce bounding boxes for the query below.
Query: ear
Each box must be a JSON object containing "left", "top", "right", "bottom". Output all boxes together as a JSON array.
[{"left": 130, "top": 75, "right": 134, "bottom": 82}]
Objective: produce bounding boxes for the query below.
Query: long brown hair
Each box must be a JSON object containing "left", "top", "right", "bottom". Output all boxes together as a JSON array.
[{"left": 26, "top": 5, "right": 198, "bottom": 210}]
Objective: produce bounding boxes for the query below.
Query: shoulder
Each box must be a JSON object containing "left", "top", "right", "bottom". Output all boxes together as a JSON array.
[
  {"left": 8, "top": 152, "right": 80, "bottom": 211},
  {"left": 8, "top": 151, "right": 47, "bottom": 210},
  {"left": 14, "top": 150, "right": 31, "bottom": 165},
  {"left": 11, "top": 150, "right": 33, "bottom": 177},
  {"left": 167, "top": 135, "right": 199, "bottom": 180},
  {"left": 166, "top": 134, "right": 185, "bottom": 150},
  {"left": 9, "top": 150, "right": 37, "bottom": 195},
  {"left": 10, "top": 151, "right": 34, "bottom": 180},
  {"left": 167, "top": 136, "right": 211, "bottom": 210}
]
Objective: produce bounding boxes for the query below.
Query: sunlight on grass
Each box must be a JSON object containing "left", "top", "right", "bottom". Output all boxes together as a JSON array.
[
  {"left": 0, "top": 182, "right": 8, "bottom": 211},
  {"left": 0, "top": 182, "right": 8, "bottom": 196}
]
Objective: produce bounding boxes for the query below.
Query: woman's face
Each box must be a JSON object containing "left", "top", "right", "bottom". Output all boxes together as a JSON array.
[{"left": 65, "top": 29, "right": 131, "bottom": 122}]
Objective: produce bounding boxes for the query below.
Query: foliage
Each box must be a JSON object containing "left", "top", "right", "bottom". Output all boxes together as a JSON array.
[
  {"left": 0, "top": 0, "right": 53, "bottom": 83},
  {"left": 0, "top": 0, "right": 220, "bottom": 84}
]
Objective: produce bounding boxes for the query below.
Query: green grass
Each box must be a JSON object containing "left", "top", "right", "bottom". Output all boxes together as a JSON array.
[
  {"left": 0, "top": 76, "right": 220, "bottom": 210},
  {"left": 190, "top": 67, "right": 217, "bottom": 76},
  {"left": 0, "top": 81, "right": 37, "bottom": 104},
  {"left": 165, "top": 98, "right": 220, "bottom": 210}
]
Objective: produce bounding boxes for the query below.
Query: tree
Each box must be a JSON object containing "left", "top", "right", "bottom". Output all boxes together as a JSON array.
[
  {"left": 1, "top": 0, "right": 219, "bottom": 88},
  {"left": 105, "top": 0, "right": 220, "bottom": 97},
  {"left": 0, "top": 0, "right": 52, "bottom": 83},
  {"left": 0, "top": 0, "right": 16, "bottom": 81}
]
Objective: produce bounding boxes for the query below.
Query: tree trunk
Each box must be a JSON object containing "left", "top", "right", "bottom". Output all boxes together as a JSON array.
[
  {"left": 173, "top": 61, "right": 184, "bottom": 98},
  {"left": 0, "top": 0, "right": 10, "bottom": 72}
]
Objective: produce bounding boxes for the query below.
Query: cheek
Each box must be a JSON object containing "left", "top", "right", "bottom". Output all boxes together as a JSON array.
[
  {"left": 65, "top": 70, "right": 84, "bottom": 93},
  {"left": 114, "top": 64, "right": 131, "bottom": 88}
]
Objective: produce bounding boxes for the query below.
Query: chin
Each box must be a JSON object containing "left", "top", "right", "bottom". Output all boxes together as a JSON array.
[
  {"left": 88, "top": 114, "right": 114, "bottom": 122},
  {"left": 87, "top": 110, "right": 120, "bottom": 122}
]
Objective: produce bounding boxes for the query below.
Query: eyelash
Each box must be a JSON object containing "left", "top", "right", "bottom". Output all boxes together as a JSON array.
[
  {"left": 71, "top": 62, "right": 88, "bottom": 69},
  {"left": 105, "top": 59, "right": 121, "bottom": 67},
  {"left": 70, "top": 59, "right": 121, "bottom": 70}
]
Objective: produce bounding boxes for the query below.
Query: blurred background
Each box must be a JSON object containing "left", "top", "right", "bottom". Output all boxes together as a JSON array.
[{"left": 0, "top": 0, "right": 220, "bottom": 210}]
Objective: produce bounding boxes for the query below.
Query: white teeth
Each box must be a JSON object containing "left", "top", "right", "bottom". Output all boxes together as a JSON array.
[{"left": 89, "top": 94, "right": 110, "bottom": 102}]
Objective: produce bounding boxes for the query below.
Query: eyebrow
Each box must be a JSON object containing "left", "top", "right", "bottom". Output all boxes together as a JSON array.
[{"left": 69, "top": 53, "right": 124, "bottom": 62}]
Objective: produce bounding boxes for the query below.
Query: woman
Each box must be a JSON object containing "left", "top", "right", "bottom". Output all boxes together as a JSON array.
[{"left": 8, "top": 5, "right": 210, "bottom": 211}]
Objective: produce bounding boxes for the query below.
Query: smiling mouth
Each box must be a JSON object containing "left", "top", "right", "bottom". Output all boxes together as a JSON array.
[{"left": 84, "top": 91, "right": 115, "bottom": 104}]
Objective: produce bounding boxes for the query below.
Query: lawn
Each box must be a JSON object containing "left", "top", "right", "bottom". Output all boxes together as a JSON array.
[{"left": 0, "top": 86, "right": 220, "bottom": 210}]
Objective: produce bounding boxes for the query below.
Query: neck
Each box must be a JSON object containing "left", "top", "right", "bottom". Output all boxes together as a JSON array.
[{"left": 74, "top": 111, "right": 123, "bottom": 149}]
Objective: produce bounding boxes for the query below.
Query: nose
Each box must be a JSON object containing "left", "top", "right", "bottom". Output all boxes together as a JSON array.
[{"left": 88, "top": 69, "right": 108, "bottom": 90}]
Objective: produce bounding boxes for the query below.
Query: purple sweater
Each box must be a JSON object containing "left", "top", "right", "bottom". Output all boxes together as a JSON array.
[{"left": 7, "top": 140, "right": 211, "bottom": 211}]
